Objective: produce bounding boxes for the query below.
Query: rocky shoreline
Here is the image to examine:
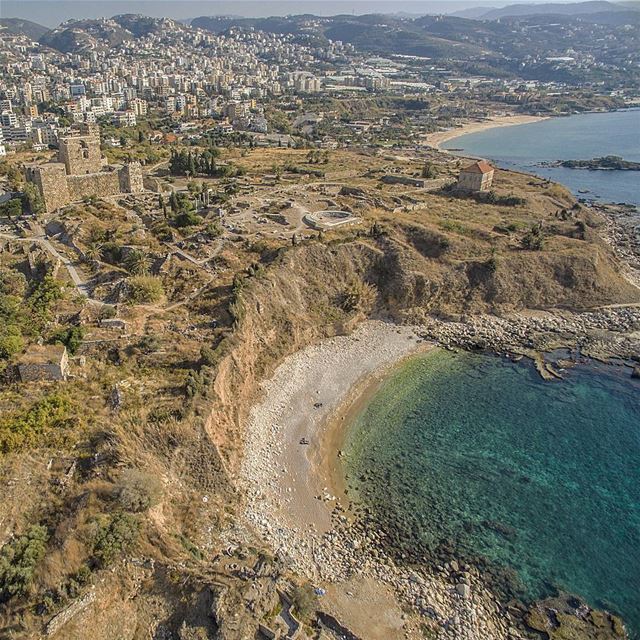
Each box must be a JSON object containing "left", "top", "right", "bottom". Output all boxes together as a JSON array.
[
  {"left": 233, "top": 313, "right": 637, "bottom": 639},
  {"left": 419, "top": 306, "right": 640, "bottom": 369},
  {"left": 593, "top": 202, "right": 640, "bottom": 289}
]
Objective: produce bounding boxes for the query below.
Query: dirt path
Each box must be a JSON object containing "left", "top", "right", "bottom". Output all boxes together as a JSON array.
[{"left": 0, "top": 230, "right": 103, "bottom": 304}]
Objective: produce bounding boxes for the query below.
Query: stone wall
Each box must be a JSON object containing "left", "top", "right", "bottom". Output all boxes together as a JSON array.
[
  {"left": 66, "top": 171, "right": 122, "bottom": 201},
  {"left": 26, "top": 163, "right": 70, "bottom": 213},
  {"left": 119, "top": 162, "right": 144, "bottom": 193},
  {"left": 381, "top": 175, "right": 426, "bottom": 187},
  {"left": 457, "top": 171, "right": 493, "bottom": 192},
  {"left": 142, "top": 175, "right": 163, "bottom": 192}
]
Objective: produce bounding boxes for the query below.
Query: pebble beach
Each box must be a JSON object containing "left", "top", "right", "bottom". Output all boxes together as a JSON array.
[{"left": 238, "top": 320, "right": 524, "bottom": 639}]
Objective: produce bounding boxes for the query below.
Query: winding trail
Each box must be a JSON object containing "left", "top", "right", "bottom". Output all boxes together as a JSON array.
[{"left": 0, "top": 229, "right": 100, "bottom": 302}]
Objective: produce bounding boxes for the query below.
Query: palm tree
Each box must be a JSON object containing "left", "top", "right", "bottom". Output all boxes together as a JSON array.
[
  {"left": 124, "top": 249, "right": 151, "bottom": 275},
  {"left": 85, "top": 242, "right": 103, "bottom": 262}
]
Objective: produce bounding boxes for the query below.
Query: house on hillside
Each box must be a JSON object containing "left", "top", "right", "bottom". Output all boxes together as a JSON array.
[
  {"left": 456, "top": 160, "right": 494, "bottom": 192},
  {"left": 17, "top": 344, "right": 69, "bottom": 382}
]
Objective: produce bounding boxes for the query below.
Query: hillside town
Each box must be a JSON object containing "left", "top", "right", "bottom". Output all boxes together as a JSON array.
[{"left": 1, "top": 12, "right": 639, "bottom": 159}]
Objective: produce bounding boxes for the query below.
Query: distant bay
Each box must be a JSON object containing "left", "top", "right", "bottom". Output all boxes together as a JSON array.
[{"left": 442, "top": 109, "right": 640, "bottom": 206}]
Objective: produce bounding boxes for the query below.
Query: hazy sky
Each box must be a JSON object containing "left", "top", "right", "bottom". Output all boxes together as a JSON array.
[{"left": 1, "top": 0, "right": 561, "bottom": 28}]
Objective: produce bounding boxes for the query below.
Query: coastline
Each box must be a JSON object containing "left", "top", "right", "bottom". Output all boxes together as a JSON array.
[
  {"left": 238, "top": 320, "right": 517, "bottom": 639},
  {"left": 240, "top": 321, "right": 425, "bottom": 546},
  {"left": 235, "top": 307, "right": 640, "bottom": 638},
  {"left": 424, "top": 114, "right": 549, "bottom": 150}
]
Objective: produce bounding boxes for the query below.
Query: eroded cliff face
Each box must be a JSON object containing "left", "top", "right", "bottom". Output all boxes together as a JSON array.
[{"left": 207, "top": 219, "right": 639, "bottom": 473}]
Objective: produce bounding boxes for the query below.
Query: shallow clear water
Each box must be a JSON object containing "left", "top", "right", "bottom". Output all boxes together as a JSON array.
[
  {"left": 442, "top": 109, "right": 640, "bottom": 206},
  {"left": 343, "top": 350, "right": 640, "bottom": 634}
]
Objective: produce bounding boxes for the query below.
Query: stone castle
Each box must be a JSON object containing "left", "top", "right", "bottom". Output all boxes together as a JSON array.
[{"left": 25, "top": 124, "right": 144, "bottom": 213}]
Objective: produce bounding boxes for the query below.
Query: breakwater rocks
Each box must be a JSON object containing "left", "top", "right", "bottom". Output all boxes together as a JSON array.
[{"left": 419, "top": 307, "right": 640, "bottom": 368}]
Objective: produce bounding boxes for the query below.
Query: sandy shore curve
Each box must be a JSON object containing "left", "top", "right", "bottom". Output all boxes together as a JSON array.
[
  {"left": 241, "top": 321, "right": 425, "bottom": 558},
  {"left": 424, "top": 115, "right": 549, "bottom": 150},
  {"left": 238, "top": 320, "right": 517, "bottom": 640}
]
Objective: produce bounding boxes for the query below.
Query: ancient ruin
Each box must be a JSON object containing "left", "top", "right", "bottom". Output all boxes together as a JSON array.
[{"left": 25, "top": 124, "right": 144, "bottom": 213}]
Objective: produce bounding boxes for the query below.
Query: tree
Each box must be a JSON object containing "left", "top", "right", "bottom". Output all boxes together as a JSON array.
[
  {"left": 116, "top": 469, "right": 162, "bottom": 512},
  {"left": 0, "top": 198, "right": 22, "bottom": 220},
  {"left": 124, "top": 249, "right": 151, "bottom": 275},
  {"left": 173, "top": 211, "right": 201, "bottom": 228},
  {"left": 421, "top": 162, "right": 438, "bottom": 179},
  {"left": 21, "top": 184, "right": 44, "bottom": 216},
  {"left": 169, "top": 191, "right": 179, "bottom": 213}
]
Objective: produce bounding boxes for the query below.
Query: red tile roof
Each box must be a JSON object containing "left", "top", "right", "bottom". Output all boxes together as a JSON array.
[{"left": 461, "top": 160, "right": 494, "bottom": 174}]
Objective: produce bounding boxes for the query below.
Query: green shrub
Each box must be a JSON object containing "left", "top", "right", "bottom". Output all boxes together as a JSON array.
[
  {"left": 0, "top": 198, "right": 23, "bottom": 219},
  {"left": 0, "top": 326, "right": 24, "bottom": 360},
  {"left": 185, "top": 370, "right": 204, "bottom": 398},
  {"left": 200, "top": 345, "right": 217, "bottom": 367},
  {"left": 173, "top": 211, "right": 202, "bottom": 228},
  {"left": 0, "top": 525, "right": 48, "bottom": 601},
  {"left": 521, "top": 225, "right": 545, "bottom": 251},
  {"left": 28, "top": 275, "right": 63, "bottom": 318},
  {"left": 116, "top": 469, "right": 162, "bottom": 513},
  {"left": 51, "top": 326, "right": 85, "bottom": 355},
  {"left": 485, "top": 191, "right": 526, "bottom": 206},
  {"left": 291, "top": 583, "right": 318, "bottom": 620},
  {"left": 126, "top": 276, "right": 164, "bottom": 304},
  {"left": 0, "top": 394, "right": 75, "bottom": 454},
  {"left": 92, "top": 512, "right": 139, "bottom": 568},
  {"left": 206, "top": 222, "right": 223, "bottom": 239}
]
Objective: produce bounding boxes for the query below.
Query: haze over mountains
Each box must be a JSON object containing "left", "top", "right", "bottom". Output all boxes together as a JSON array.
[
  {"left": 452, "top": 0, "right": 635, "bottom": 17},
  {"left": 2, "top": 0, "right": 638, "bottom": 27}
]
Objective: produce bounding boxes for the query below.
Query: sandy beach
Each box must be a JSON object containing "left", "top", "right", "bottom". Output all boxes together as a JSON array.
[
  {"left": 424, "top": 114, "right": 549, "bottom": 150},
  {"left": 239, "top": 320, "right": 517, "bottom": 639},
  {"left": 241, "top": 321, "right": 425, "bottom": 549}
]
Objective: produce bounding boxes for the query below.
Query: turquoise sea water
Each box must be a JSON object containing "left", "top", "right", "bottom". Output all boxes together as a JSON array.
[
  {"left": 343, "top": 350, "right": 640, "bottom": 634},
  {"left": 442, "top": 109, "right": 640, "bottom": 206}
]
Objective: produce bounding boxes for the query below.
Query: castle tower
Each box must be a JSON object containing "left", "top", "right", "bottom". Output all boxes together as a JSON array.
[
  {"left": 119, "top": 162, "right": 144, "bottom": 193},
  {"left": 58, "top": 133, "right": 104, "bottom": 175}
]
